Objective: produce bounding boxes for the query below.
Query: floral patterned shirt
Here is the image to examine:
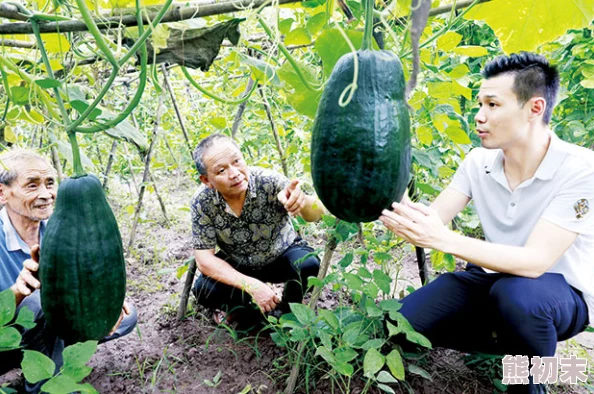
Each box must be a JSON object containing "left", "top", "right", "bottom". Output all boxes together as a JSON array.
[{"left": 191, "top": 167, "right": 304, "bottom": 268}]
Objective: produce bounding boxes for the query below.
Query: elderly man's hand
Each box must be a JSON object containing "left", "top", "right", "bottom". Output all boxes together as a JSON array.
[
  {"left": 11, "top": 245, "right": 41, "bottom": 303},
  {"left": 247, "top": 280, "right": 280, "bottom": 313},
  {"left": 278, "top": 179, "right": 306, "bottom": 217},
  {"left": 108, "top": 301, "right": 132, "bottom": 336}
]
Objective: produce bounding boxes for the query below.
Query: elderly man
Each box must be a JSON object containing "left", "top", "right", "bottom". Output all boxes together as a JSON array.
[
  {"left": 381, "top": 53, "right": 592, "bottom": 394},
  {"left": 0, "top": 149, "right": 137, "bottom": 393},
  {"left": 191, "top": 134, "right": 324, "bottom": 326}
]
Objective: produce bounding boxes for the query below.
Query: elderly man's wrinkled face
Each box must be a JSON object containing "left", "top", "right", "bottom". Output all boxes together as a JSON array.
[
  {"left": 0, "top": 158, "right": 57, "bottom": 222},
  {"left": 199, "top": 140, "right": 249, "bottom": 200}
]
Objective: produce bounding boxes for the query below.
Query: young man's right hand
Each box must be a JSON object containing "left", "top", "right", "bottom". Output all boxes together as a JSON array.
[
  {"left": 11, "top": 245, "right": 41, "bottom": 305},
  {"left": 247, "top": 280, "right": 280, "bottom": 313}
]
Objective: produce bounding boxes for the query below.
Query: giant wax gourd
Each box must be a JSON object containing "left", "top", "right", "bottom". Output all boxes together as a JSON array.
[
  {"left": 311, "top": 0, "right": 411, "bottom": 223},
  {"left": 39, "top": 174, "right": 126, "bottom": 343}
]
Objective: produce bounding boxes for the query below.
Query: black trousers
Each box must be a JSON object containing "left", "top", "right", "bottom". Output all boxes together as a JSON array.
[{"left": 192, "top": 242, "right": 320, "bottom": 315}]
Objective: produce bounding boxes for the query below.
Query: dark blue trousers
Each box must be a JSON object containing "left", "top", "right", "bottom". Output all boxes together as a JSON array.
[
  {"left": 192, "top": 242, "right": 320, "bottom": 315},
  {"left": 398, "top": 264, "right": 589, "bottom": 393}
]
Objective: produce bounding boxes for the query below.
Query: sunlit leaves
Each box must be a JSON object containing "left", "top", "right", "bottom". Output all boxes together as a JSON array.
[
  {"left": 466, "top": 0, "right": 594, "bottom": 53},
  {"left": 284, "top": 28, "right": 311, "bottom": 46},
  {"left": 436, "top": 31, "right": 462, "bottom": 52},
  {"left": 314, "top": 28, "right": 364, "bottom": 78}
]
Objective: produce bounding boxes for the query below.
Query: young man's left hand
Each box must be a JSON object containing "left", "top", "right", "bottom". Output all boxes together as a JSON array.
[
  {"left": 380, "top": 201, "right": 451, "bottom": 250},
  {"left": 278, "top": 179, "right": 306, "bottom": 216}
]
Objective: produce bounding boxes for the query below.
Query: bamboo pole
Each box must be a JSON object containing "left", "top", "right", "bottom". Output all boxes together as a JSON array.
[
  {"left": 284, "top": 234, "right": 338, "bottom": 394},
  {"left": 161, "top": 64, "right": 191, "bottom": 151},
  {"left": 103, "top": 139, "right": 119, "bottom": 190},
  {"left": 127, "top": 93, "right": 165, "bottom": 253},
  {"left": 259, "top": 86, "right": 288, "bottom": 177}
]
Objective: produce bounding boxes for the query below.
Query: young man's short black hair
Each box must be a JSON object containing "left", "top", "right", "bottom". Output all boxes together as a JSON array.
[{"left": 482, "top": 52, "right": 559, "bottom": 124}]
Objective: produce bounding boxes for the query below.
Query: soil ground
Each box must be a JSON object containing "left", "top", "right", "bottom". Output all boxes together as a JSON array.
[{"left": 1, "top": 172, "right": 593, "bottom": 393}]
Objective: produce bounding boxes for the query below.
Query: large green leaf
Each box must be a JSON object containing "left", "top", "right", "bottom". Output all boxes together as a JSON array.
[
  {"left": 22, "top": 350, "right": 56, "bottom": 383},
  {"left": 314, "top": 28, "right": 364, "bottom": 78},
  {"left": 95, "top": 110, "right": 148, "bottom": 152},
  {"left": 15, "top": 306, "right": 36, "bottom": 329},
  {"left": 465, "top": 0, "right": 594, "bottom": 53},
  {"left": 363, "top": 348, "right": 385, "bottom": 377},
  {"left": 61, "top": 341, "right": 97, "bottom": 382},
  {"left": 0, "top": 327, "right": 21, "bottom": 350},
  {"left": 277, "top": 61, "right": 321, "bottom": 118}
]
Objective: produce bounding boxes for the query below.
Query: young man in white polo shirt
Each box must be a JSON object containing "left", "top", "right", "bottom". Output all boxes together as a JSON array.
[{"left": 380, "top": 52, "right": 592, "bottom": 393}]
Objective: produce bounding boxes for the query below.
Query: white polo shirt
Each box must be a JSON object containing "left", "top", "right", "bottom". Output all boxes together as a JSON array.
[{"left": 449, "top": 132, "right": 594, "bottom": 325}]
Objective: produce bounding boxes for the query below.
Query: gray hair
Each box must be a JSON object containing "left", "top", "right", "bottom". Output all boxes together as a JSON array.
[
  {"left": 0, "top": 149, "right": 52, "bottom": 186},
  {"left": 193, "top": 134, "right": 239, "bottom": 175}
]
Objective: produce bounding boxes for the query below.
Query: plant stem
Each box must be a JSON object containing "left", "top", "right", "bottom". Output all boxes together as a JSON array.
[
  {"left": 259, "top": 86, "right": 288, "bottom": 177},
  {"left": 361, "top": 0, "right": 374, "bottom": 50},
  {"left": 181, "top": 66, "right": 258, "bottom": 105},
  {"left": 257, "top": 16, "right": 321, "bottom": 92}
]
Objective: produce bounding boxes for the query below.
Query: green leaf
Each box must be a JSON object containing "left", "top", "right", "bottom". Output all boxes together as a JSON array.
[
  {"left": 379, "top": 299, "right": 402, "bottom": 313},
  {"left": 338, "top": 253, "right": 354, "bottom": 268},
  {"left": 289, "top": 303, "right": 316, "bottom": 325},
  {"left": 238, "top": 54, "right": 281, "bottom": 86},
  {"left": 315, "top": 345, "right": 335, "bottom": 364},
  {"left": 10, "top": 86, "right": 30, "bottom": 105},
  {"left": 40, "top": 374, "right": 84, "bottom": 394},
  {"left": 334, "top": 347, "right": 358, "bottom": 363},
  {"left": 22, "top": 350, "right": 56, "bottom": 383},
  {"left": 386, "top": 321, "right": 399, "bottom": 338},
  {"left": 436, "top": 31, "right": 462, "bottom": 52},
  {"left": 314, "top": 28, "right": 364, "bottom": 78},
  {"left": 343, "top": 273, "right": 364, "bottom": 291},
  {"left": 0, "top": 327, "right": 21, "bottom": 350},
  {"left": 443, "top": 253, "right": 456, "bottom": 272},
  {"left": 465, "top": 0, "right": 594, "bottom": 54},
  {"left": 95, "top": 110, "right": 148, "bottom": 152},
  {"left": 373, "top": 270, "right": 392, "bottom": 294},
  {"left": 278, "top": 18, "right": 294, "bottom": 35},
  {"left": 61, "top": 341, "right": 97, "bottom": 382},
  {"left": 318, "top": 309, "right": 339, "bottom": 330},
  {"left": 386, "top": 350, "right": 405, "bottom": 380},
  {"left": 361, "top": 338, "right": 385, "bottom": 350},
  {"left": 35, "top": 78, "right": 61, "bottom": 89},
  {"left": 444, "top": 126, "right": 471, "bottom": 144},
  {"left": 408, "top": 364, "right": 432, "bottom": 380},
  {"left": 580, "top": 78, "right": 594, "bottom": 89},
  {"left": 318, "top": 330, "right": 333, "bottom": 349},
  {"left": 377, "top": 370, "right": 399, "bottom": 384},
  {"left": 364, "top": 282, "right": 379, "bottom": 298},
  {"left": 284, "top": 28, "right": 311, "bottom": 46},
  {"left": 363, "top": 348, "right": 385, "bottom": 377},
  {"left": 365, "top": 299, "right": 383, "bottom": 317},
  {"left": 70, "top": 100, "right": 102, "bottom": 121},
  {"left": 332, "top": 360, "right": 354, "bottom": 376},
  {"left": 377, "top": 383, "right": 396, "bottom": 394},
  {"left": 447, "top": 64, "right": 470, "bottom": 80},
  {"left": 416, "top": 125, "right": 433, "bottom": 145},
  {"left": 277, "top": 61, "right": 321, "bottom": 118},
  {"left": 0, "top": 289, "right": 16, "bottom": 326},
  {"left": 452, "top": 46, "right": 488, "bottom": 57},
  {"left": 0, "top": 387, "right": 18, "bottom": 393},
  {"left": 373, "top": 252, "right": 392, "bottom": 262},
  {"left": 15, "top": 306, "right": 36, "bottom": 329},
  {"left": 357, "top": 267, "right": 372, "bottom": 279},
  {"left": 307, "top": 12, "right": 328, "bottom": 36}
]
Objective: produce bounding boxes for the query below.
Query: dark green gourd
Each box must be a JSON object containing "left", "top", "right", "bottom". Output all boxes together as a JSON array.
[
  {"left": 39, "top": 174, "right": 126, "bottom": 343},
  {"left": 311, "top": 0, "right": 411, "bottom": 223}
]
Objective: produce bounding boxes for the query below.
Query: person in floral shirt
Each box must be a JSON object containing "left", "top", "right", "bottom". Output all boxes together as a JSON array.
[{"left": 191, "top": 134, "right": 324, "bottom": 326}]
